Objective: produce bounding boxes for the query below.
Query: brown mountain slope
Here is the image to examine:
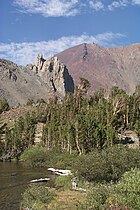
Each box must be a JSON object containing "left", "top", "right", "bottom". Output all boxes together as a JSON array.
[{"left": 57, "top": 43, "right": 140, "bottom": 94}]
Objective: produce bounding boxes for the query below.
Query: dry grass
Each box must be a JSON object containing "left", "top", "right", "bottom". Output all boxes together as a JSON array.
[{"left": 48, "top": 189, "right": 87, "bottom": 210}]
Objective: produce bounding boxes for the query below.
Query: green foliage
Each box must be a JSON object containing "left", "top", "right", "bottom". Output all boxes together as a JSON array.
[
  {"left": 21, "top": 145, "right": 48, "bottom": 167},
  {"left": 3, "top": 112, "right": 36, "bottom": 159},
  {"left": 78, "top": 184, "right": 109, "bottom": 210},
  {"left": 74, "top": 150, "right": 107, "bottom": 182},
  {"left": 26, "top": 98, "right": 34, "bottom": 106},
  {"left": 2, "top": 86, "right": 139, "bottom": 160},
  {"left": 128, "top": 85, "right": 140, "bottom": 136},
  {"left": 74, "top": 146, "right": 140, "bottom": 182},
  {"left": 102, "top": 146, "right": 136, "bottom": 182},
  {"left": 20, "top": 184, "right": 55, "bottom": 210},
  {"left": 110, "top": 86, "right": 126, "bottom": 98},
  {"left": 55, "top": 175, "right": 72, "bottom": 191},
  {"left": 0, "top": 98, "right": 10, "bottom": 113},
  {"left": 52, "top": 151, "right": 78, "bottom": 169},
  {"left": 41, "top": 90, "right": 121, "bottom": 154},
  {"left": 21, "top": 145, "right": 78, "bottom": 168},
  {"left": 78, "top": 169, "right": 140, "bottom": 210},
  {"left": 106, "top": 168, "right": 140, "bottom": 210}
]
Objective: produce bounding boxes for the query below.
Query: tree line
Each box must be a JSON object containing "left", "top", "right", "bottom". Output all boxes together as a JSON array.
[{"left": 0, "top": 84, "right": 139, "bottom": 159}]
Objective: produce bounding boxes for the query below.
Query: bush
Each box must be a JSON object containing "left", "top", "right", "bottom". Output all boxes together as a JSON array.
[
  {"left": 102, "top": 146, "right": 137, "bottom": 182},
  {"left": 21, "top": 146, "right": 78, "bottom": 169},
  {"left": 20, "top": 184, "right": 55, "bottom": 210},
  {"left": 85, "top": 184, "right": 109, "bottom": 210},
  {"left": 21, "top": 145, "right": 48, "bottom": 167},
  {"left": 53, "top": 151, "right": 78, "bottom": 169},
  {"left": 77, "top": 183, "right": 110, "bottom": 210},
  {"left": 74, "top": 146, "right": 140, "bottom": 183},
  {"left": 73, "top": 150, "right": 108, "bottom": 182},
  {"left": 55, "top": 175, "right": 72, "bottom": 191},
  {"left": 0, "top": 98, "right": 10, "bottom": 113},
  {"left": 106, "top": 168, "right": 140, "bottom": 210},
  {"left": 78, "top": 169, "right": 140, "bottom": 210}
]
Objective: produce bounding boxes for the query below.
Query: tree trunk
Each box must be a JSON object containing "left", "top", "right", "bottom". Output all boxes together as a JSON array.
[{"left": 75, "top": 122, "right": 82, "bottom": 155}]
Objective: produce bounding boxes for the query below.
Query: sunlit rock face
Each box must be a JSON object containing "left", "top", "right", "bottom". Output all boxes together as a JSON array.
[
  {"left": 0, "top": 55, "right": 74, "bottom": 107},
  {"left": 32, "top": 55, "right": 74, "bottom": 97}
]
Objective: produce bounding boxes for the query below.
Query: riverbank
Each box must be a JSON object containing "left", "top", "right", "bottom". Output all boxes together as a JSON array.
[
  {"left": 0, "top": 162, "right": 52, "bottom": 210},
  {"left": 19, "top": 145, "right": 140, "bottom": 209},
  {"left": 20, "top": 168, "right": 140, "bottom": 210}
]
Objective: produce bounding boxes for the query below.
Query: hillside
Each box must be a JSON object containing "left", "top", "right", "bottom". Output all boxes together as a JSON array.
[
  {"left": 0, "top": 59, "right": 50, "bottom": 107},
  {"left": 0, "top": 43, "right": 140, "bottom": 107},
  {"left": 0, "top": 56, "right": 74, "bottom": 107},
  {"left": 57, "top": 43, "right": 140, "bottom": 94}
]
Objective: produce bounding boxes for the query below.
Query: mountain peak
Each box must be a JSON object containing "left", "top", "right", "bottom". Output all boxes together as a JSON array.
[{"left": 57, "top": 43, "right": 140, "bottom": 94}]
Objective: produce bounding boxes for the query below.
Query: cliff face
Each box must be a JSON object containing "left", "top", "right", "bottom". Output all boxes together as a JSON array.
[
  {"left": 57, "top": 43, "right": 140, "bottom": 94},
  {"left": 30, "top": 54, "right": 74, "bottom": 97},
  {"left": 1, "top": 43, "right": 140, "bottom": 106},
  {"left": 0, "top": 56, "right": 74, "bottom": 107}
]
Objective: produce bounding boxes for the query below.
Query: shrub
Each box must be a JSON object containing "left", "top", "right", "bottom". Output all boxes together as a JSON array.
[
  {"left": 85, "top": 184, "right": 109, "bottom": 210},
  {"left": 20, "top": 184, "right": 55, "bottom": 210},
  {"left": 77, "top": 184, "right": 110, "bottom": 210},
  {"left": 21, "top": 146, "right": 78, "bottom": 169},
  {"left": 0, "top": 98, "right": 10, "bottom": 113},
  {"left": 78, "top": 169, "right": 140, "bottom": 210},
  {"left": 54, "top": 175, "right": 72, "bottom": 191},
  {"left": 103, "top": 147, "right": 140, "bottom": 182},
  {"left": 106, "top": 168, "right": 140, "bottom": 210},
  {"left": 74, "top": 146, "right": 140, "bottom": 183},
  {"left": 53, "top": 151, "right": 78, "bottom": 169},
  {"left": 21, "top": 145, "right": 48, "bottom": 167},
  {"left": 73, "top": 150, "right": 108, "bottom": 182}
]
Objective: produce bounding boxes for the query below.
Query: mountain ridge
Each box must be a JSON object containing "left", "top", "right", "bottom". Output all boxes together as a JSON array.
[
  {"left": 0, "top": 56, "right": 74, "bottom": 107},
  {"left": 57, "top": 43, "right": 140, "bottom": 94},
  {"left": 0, "top": 43, "right": 140, "bottom": 107}
]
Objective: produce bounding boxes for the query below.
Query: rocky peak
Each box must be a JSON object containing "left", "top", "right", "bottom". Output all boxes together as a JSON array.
[
  {"left": 31, "top": 55, "right": 74, "bottom": 97},
  {"left": 34, "top": 54, "right": 45, "bottom": 71}
]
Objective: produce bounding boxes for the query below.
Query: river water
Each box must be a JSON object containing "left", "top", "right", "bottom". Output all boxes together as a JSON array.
[{"left": 0, "top": 162, "right": 53, "bottom": 210}]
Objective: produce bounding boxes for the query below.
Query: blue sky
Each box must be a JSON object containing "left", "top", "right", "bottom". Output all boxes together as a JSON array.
[{"left": 0, "top": 0, "right": 140, "bottom": 65}]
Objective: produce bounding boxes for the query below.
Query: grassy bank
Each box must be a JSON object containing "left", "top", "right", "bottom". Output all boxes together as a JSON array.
[
  {"left": 20, "top": 168, "right": 140, "bottom": 210},
  {"left": 21, "top": 145, "right": 140, "bottom": 183},
  {"left": 20, "top": 145, "right": 140, "bottom": 209}
]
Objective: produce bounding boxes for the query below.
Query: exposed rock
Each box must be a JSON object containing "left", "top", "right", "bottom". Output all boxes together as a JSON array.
[
  {"left": 0, "top": 59, "right": 50, "bottom": 107},
  {"left": 8, "top": 69, "right": 17, "bottom": 81},
  {"left": 34, "top": 53, "right": 45, "bottom": 71},
  {"left": 118, "top": 130, "right": 139, "bottom": 148},
  {"left": 83, "top": 43, "right": 88, "bottom": 61},
  {"left": 0, "top": 56, "right": 74, "bottom": 107},
  {"left": 31, "top": 55, "right": 74, "bottom": 97},
  {"left": 1, "top": 42, "right": 140, "bottom": 106}
]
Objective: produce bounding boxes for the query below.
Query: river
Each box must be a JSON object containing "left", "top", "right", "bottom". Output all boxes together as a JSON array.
[{"left": 0, "top": 162, "right": 53, "bottom": 210}]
